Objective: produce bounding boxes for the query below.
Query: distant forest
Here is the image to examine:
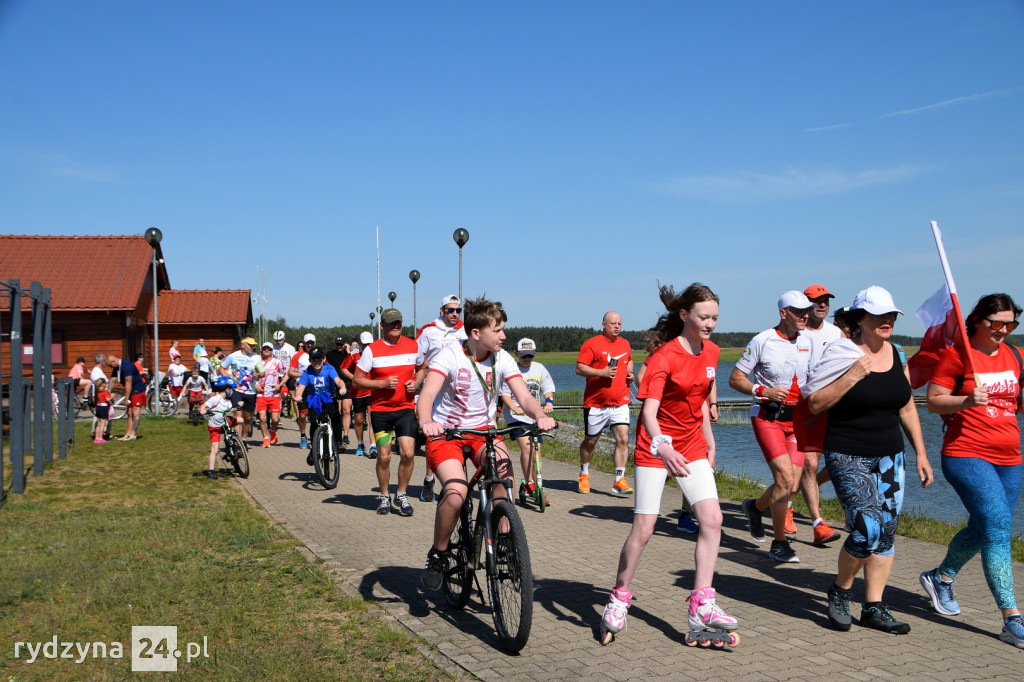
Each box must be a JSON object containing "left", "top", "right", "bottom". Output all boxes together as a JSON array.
[{"left": 248, "top": 317, "right": 1018, "bottom": 351}]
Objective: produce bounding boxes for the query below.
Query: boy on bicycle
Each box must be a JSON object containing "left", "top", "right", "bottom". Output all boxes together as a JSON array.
[
  {"left": 201, "top": 377, "right": 236, "bottom": 480},
  {"left": 417, "top": 296, "right": 556, "bottom": 590},
  {"left": 184, "top": 366, "right": 210, "bottom": 411},
  {"left": 293, "top": 347, "right": 346, "bottom": 467}
]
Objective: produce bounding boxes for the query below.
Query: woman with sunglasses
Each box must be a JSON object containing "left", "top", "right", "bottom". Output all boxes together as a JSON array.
[{"left": 919, "top": 293, "right": 1024, "bottom": 647}]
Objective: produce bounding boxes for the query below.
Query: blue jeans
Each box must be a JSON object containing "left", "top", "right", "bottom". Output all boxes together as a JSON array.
[
  {"left": 824, "top": 451, "right": 905, "bottom": 559},
  {"left": 939, "top": 455, "right": 1022, "bottom": 610}
]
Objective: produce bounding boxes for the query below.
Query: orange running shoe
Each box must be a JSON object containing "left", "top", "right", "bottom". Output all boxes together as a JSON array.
[
  {"left": 612, "top": 477, "right": 634, "bottom": 495},
  {"left": 270, "top": 430, "right": 278, "bottom": 445},
  {"left": 785, "top": 507, "right": 797, "bottom": 535},
  {"left": 813, "top": 519, "right": 841, "bottom": 546},
  {"left": 262, "top": 437, "right": 271, "bottom": 449},
  {"left": 577, "top": 473, "right": 591, "bottom": 494}
]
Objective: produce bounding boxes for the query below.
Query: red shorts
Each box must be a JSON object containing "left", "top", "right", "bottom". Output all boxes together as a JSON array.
[
  {"left": 256, "top": 395, "right": 281, "bottom": 413},
  {"left": 129, "top": 393, "right": 146, "bottom": 408},
  {"left": 208, "top": 426, "right": 222, "bottom": 443},
  {"left": 188, "top": 390, "right": 204, "bottom": 404},
  {"left": 792, "top": 398, "right": 827, "bottom": 454},
  {"left": 169, "top": 385, "right": 182, "bottom": 398},
  {"left": 751, "top": 412, "right": 805, "bottom": 468},
  {"left": 426, "top": 432, "right": 501, "bottom": 472}
]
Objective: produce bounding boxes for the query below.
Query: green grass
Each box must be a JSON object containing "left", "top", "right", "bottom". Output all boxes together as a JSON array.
[{"left": 0, "top": 417, "right": 447, "bottom": 681}]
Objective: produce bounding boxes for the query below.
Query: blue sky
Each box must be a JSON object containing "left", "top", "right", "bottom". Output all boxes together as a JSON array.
[{"left": 2, "top": 1, "right": 1022, "bottom": 335}]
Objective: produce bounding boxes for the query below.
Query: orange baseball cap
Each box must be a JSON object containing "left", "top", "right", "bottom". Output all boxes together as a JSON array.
[{"left": 804, "top": 284, "right": 834, "bottom": 299}]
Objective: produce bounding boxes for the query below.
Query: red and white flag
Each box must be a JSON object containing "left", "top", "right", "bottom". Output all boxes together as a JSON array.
[{"left": 907, "top": 283, "right": 959, "bottom": 388}]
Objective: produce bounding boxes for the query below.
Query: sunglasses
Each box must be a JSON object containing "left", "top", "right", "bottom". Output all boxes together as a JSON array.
[
  {"left": 986, "top": 318, "right": 1020, "bottom": 332},
  {"left": 444, "top": 307, "right": 462, "bottom": 314}
]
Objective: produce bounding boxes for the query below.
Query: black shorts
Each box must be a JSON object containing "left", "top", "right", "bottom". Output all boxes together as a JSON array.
[
  {"left": 370, "top": 409, "right": 417, "bottom": 441},
  {"left": 231, "top": 392, "right": 257, "bottom": 414},
  {"left": 351, "top": 395, "right": 370, "bottom": 413},
  {"left": 95, "top": 405, "right": 110, "bottom": 420},
  {"left": 505, "top": 419, "right": 532, "bottom": 440}
]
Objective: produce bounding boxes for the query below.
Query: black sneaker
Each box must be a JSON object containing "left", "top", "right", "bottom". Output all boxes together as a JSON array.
[
  {"left": 205, "top": 469, "right": 218, "bottom": 480},
  {"left": 342, "top": 435, "right": 351, "bottom": 447},
  {"left": 395, "top": 493, "right": 414, "bottom": 517},
  {"left": 421, "top": 548, "right": 446, "bottom": 591},
  {"left": 306, "top": 452, "right": 314, "bottom": 466},
  {"left": 860, "top": 604, "right": 911, "bottom": 634},
  {"left": 769, "top": 539, "right": 800, "bottom": 563},
  {"left": 742, "top": 499, "right": 766, "bottom": 543},
  {"left": 376, "top": 494, "right": 391, "bottom": 515},
  {"left": 827, "top": 583, "right": 853, "bottom": 631},
  {"left": 420, "top": 477, "right": 436, "bottom": 502}
]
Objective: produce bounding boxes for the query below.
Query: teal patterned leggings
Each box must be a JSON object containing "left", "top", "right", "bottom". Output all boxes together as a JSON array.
[{"left": 939, "top": 455, "right": 1022, "bottom": 610}]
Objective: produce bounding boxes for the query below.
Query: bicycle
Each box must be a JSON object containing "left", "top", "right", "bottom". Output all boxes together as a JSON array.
[
  {"left": 218, "top": 421, "right": 250, "bottom": 478},
  {"left": 146, "top": 375, "right": 178, "bottom": 416},
  {"left": 309, "top": 405, "right": 340, "bottom": 489},
  {"left": 517, "top": 432, "right": 550, "bottom": 513},
  {"left": 280, "top": 391, "right": 293, "bottom": 419},
  {"left": 438, "top": 424, "right": 538, "bottom": 653},
  {"left": 186, "top": 391, "right": 204, "bottom": 426}
]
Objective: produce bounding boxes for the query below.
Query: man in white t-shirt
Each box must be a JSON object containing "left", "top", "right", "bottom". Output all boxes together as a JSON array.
[
  {"left": 417, "top": 297, "right": 556, "bottom": 591},
  {"left": 729, "top": 291, "right": 813, "bottom": 564}
]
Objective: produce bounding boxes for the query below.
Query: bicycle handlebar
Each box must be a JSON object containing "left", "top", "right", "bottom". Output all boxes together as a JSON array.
[{"left": 443, "top": 423, "right": 557, "bottom": 440}]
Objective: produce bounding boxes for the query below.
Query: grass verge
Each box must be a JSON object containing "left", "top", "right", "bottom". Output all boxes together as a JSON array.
[{"left": 0, "top": 417, "right": 447, "bottom": 680}]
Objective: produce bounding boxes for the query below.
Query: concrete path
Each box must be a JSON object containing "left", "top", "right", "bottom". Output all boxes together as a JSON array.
[{"left": 237, "top": 421, "right": 1024, "bottom": 680}]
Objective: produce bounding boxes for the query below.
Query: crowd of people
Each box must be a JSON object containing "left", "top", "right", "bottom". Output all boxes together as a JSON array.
[{"left": 67, "top": 283, "right": 1024, "bottom": 648}]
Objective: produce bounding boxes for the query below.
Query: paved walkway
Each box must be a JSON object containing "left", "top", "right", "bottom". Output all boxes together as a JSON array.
[{"left": 238, "top": 421, "right": 1024, "bottom": 680}]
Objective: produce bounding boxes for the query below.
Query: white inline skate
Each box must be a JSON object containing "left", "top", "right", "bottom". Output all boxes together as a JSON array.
[
  {"left": 685, "top": 586, "right": 739, "bottom": 648},
  {"left": 599, "top": 588, "right": 631, "bottom": 646}
]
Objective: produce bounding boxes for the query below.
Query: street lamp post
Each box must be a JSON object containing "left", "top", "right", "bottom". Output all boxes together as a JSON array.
[
  {"left": 452, "top": 229, "right": 469, "bottom": 309},
  {"left": 144, "top": 227, "right": 163, "bottom": 415},
  {"left": 409, "top": 270, "right": 420, "bottom": 328},
  {"left": 376, "top": 306, "right": 383, "bottom": 339}
]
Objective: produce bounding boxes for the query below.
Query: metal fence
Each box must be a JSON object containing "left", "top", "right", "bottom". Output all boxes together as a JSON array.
[{"left": 1, "top": 278, "right": 72, "bottom": 509}]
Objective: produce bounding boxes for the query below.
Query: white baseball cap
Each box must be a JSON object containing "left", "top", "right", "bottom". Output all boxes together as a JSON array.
[
  {"left": 359, "top": 331, "right": 373, "bottom": 345},
  {"left": 778, "top": 291, "right": 813, "bottom": 310},
  {"left": 302, "top": 333, "right": 316, "bottom": 343},
  {"left": 516, "top": 338, "right": 537, "bottom": 356},
  {"left": 441, "top": 294, "right": 460, "bottom": 307},
  {"left": 850, "top": 286, "right": 904, "bottom": 315}
]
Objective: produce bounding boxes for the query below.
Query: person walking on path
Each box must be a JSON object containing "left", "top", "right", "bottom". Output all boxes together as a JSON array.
[
  {"left": 730, "top": 291, "right": 814, "bottom": 562},
  {"left": 918, "top": 293, "right": 1024, "bottom": 647},
  {"left": 600, "top": 283, "right": 739, "bottom": 646},
  {"left": 576, "top": 311, "right": 635, "bottom": 495},
  {"left": 808, "top": 285, "right": 932, "bottom": 635},
  {"left": 499, "top": 337, "right": 556, "bottom": 506}
]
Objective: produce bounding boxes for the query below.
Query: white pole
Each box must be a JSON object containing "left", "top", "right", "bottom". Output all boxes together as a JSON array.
[{"left": 376, "top": 225, "right": 381, "bottom": 339}]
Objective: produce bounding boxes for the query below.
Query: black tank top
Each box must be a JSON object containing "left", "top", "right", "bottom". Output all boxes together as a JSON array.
[{"left": 824, "top": 344, "right": 911, "bottom": 458}]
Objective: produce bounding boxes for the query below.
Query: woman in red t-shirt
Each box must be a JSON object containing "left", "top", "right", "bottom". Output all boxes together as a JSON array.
[
  {"left": 920, "top": 293, "right": 1024, "bottom": 647},
  {"left": 600, "top": 283, "right": 739, "bottom": 647}
]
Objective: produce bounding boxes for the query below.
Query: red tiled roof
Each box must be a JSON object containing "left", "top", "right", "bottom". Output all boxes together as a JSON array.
[
  {"left": 139, "top": 290, "right": 253, "bottom": 325},
  {"left": 0, "top": 235, "right": 168, "bottom": 311}
]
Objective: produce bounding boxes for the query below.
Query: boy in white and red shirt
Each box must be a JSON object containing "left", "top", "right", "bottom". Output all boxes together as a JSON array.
[
  {"left": 256, "top": 341, "right": 288, "bottom": 447},
  {"left": 417, "top": 296, "right": 556, "bottom": 591},
  {"left": 288, "top": 333, "right": 315, "bottom": 449}
]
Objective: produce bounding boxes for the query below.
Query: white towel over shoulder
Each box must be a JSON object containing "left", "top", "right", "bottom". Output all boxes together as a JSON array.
[{"left": 802, "top": 339, "right": 864, "bottom": 397}]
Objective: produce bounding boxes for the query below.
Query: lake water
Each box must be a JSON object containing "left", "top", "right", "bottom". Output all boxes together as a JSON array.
[{"left": 544, "top": 360, "right": 1024, "bottom": 535}]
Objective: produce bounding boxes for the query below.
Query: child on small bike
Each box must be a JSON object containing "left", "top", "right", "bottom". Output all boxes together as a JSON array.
[
  {"left": 184, "top": 367, "right": 210, "bottom": 411},
  {"left": 293, "top": 347, "right": 345, "bottom": 465},
  {"left": 93, "top": 378, "right": 112, "bottom": 444},
  {"left": 200, "top": 377, "right": 236, "bottom": 480},
  {"left": 416, "top": 296, "right": 556, "bottom": 590}
]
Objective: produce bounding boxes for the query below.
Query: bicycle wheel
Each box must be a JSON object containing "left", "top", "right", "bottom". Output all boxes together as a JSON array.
[
  {"left": 443, "top": 504, "right": 475, "bottom": 610},
  {"left": 108, "top": 390, "right": 128, "bottom": 420},
  {"left": 312, "top": 425, "right": 339, "bottom": 489},
  {"left": 225, "top": 433, "right": 250, "bottom": 478},
  {"left": 161, "top": 390, "right": 179, "bottom": 416},
  {"left": 486, "top": 499, "right": 533, "bottom": 652},
  {"left": 282, "top": 395, "right": 292, "bottom": 419}
]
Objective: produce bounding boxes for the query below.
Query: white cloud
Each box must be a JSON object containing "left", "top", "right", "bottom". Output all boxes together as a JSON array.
[
  {"left": 657, "top": 165, "right": 930, "bottom": 203},
  {"left": 803, "top": 122, "right": 855, "bottom": 133},
  {"left": 879, "top": 87, "right": 1022, "bottom": 119}
]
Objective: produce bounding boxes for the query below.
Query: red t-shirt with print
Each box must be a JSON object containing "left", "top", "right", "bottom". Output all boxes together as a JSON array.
[{"left": 577, "top": 334, "right": 633, "bottom": 408}]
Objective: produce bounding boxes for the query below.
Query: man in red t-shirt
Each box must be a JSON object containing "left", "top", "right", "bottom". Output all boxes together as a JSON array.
[
  {"left": 353, "top": 309, "right": 426, "bottom": 517},
  {"left": 576, "top": 311, "right": 635, "bottom": 494}
]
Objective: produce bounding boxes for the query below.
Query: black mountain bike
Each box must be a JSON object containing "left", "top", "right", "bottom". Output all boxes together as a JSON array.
[
  {"left": 310, "top": 407, "right": 340, "bottom": 489},
  {"left": 219, "top": 422, "right": 250, "bottom": 478},
  {"left": 440, "top": 424, "right": 539, "bottom": 652}
]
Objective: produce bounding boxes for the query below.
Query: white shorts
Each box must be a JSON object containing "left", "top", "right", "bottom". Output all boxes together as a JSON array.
[
  {"left": 584, "top": 404, "right": 630, "bottom": 437},
  {"left": 634, "top": 460, "right": 718, "bottom": 515}
]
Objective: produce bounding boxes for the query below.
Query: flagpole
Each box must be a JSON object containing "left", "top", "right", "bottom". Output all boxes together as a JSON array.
[
  {"left": 929, "top": 221, "right": 979, "bottom": 379},
  {"left": 376, "top": 225, "right": 381, "bottom": 340}
]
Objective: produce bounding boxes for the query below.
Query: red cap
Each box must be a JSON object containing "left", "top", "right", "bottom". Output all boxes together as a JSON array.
[{"left": 804, "top": 284, "right": 834, "bottom": 299}]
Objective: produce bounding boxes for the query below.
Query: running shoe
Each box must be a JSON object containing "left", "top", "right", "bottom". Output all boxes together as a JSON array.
[
  {"left": 119, "top": 434, "right": 137, "bottom": 441},
  {"left": 784, "top": 506, "right": 797, "bottom": 535},
  {"left": 812, "top": 519, "right": 841, "bottom": 546},
  {"left": 395, "top": 493, "right": 414, "bottom": 517},
  {"left": 860, "top": 604, "right": 910, "bottom": 634},
  {"left": 299, "top": 434, "right": 308, "bottom": 449},
  {"left": 93, "top": 438, "right": 108, "bottom": 444},
  {"left": 205, "top": 469, "right": 218, "bottom": 480},
  {"left": 368, "top": 445, "right": 378, "bottom": 459},
  {"left": 676, "top": 512, "right": 699, "bottom": 534},
  {"left": 826, "top": 583, "right": 852, "bottom": 631},
  {"left": 612, "top": 477, "right": 634, "bottom": 495},
  {"left": 421, "top": 548, "right": 446, "bottom": 591},
  {"left": 1000, "top": 615, "right": 1024, "bottom": 648},
  {"left": 420, "top": 477, "right": 436, "bottom": 502},
  {"left": 376, "top": 494, "right": 391, "bottom": 515},
  {"left": 262, "top": 437, "right": 270, "bottom": 448},
  {"left": 741, "top": 499, "right": 766, "bottom": 543},
  {"left": 270, "top": 431, "right": 278, "bottom": 445},
  {"left": 306, "top": 451, "right": 313, "bottom": 466},
  {"left": 577, "top": 473, "right": 591, "bottom": 494},
  {"left": 919, "top": 568, "right": 960, "bottom": 615},
  {"left": 356, "top": 443, "right": 366, "bottom": 457},
  {"left": 768, "top": 539, "right": 799, "bottom": 563},
  {"left": 342, "top": 435, "right": 351, "bottom": 447},
  {"left": 533, "top": 487, "right": 550, "bottom": 506}
]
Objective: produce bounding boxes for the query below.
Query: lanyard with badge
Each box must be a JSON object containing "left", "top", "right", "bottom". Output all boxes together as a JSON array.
[{"left": 464, "top": 341, "right": 497, "bottom": 407}]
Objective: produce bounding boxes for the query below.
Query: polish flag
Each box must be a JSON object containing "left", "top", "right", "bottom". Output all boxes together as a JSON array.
[{"left": 907, "top": 283, "right": 959, "bottom": 388}]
